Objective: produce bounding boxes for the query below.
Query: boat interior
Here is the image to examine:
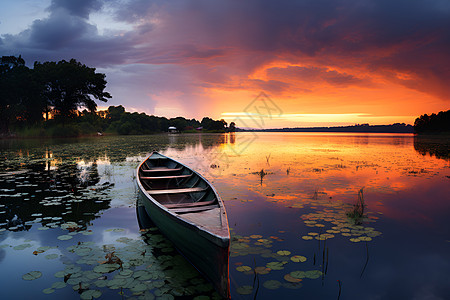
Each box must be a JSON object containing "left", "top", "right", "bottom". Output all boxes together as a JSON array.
[{"left": 139, "top": 154, "right": 219, "bottom": 214}]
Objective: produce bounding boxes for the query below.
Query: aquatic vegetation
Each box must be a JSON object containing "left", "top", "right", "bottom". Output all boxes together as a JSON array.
[
  {"left": 290, "top": 255, "right": 307, "bottom": 263},
  {"left": 230, "top": 231, "right": 328, "bottom": 294},
  {"left": 1, "top": 133, "right": 449, "bottom": 299},
  {"left": 346, "top": 188, "right": 366, "bottom": 224},
  {"left": 298, "top": 188, "right": 382, "bottom": 244},
  {"left": 236, "top": 285, "right": 253, "bottom": 295},
  {"left": 22, "top": 271, "right": 42, "bottom": 281},
  {"left": 19, "top": 227, "right": 219, "bottom": 298},
  {"left": 252, "top": 169, "right": 267, "bottom": 184}
]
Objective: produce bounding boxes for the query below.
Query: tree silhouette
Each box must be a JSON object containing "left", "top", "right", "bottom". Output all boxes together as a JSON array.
[
  {"left": 0, "top": 56, "right": 44, "bottom": 132},
  {"left": 34, "top": 59, "right": 111, "bottom": 120},
  {"left": 414, "top": 110, "right": 450, "bottom": 133},
  {"left": 1, "top": 56, "right": 111, "bottom": 134},
  {"left": 229, "top": 122, "right": 236, "bottom": 132}
]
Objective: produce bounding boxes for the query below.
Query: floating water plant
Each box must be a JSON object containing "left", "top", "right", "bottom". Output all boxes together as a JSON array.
[
  {"left": 277, "top": 250, "right": 291, "bottom": 256},
  {"left": 22, "top": 271, "right": 42, "bottom": 281},
  {"left": 346, "top": 188, "right": 365, "bottom": 224},
  {"left": 290, "top": 255, "right": 307, "bottom": 263},
  {"left": 236, "top": 285, "right": 253, "bottom": 295},
  {"left": 263, "top": 279, "right": 281, "bottom": 290}
]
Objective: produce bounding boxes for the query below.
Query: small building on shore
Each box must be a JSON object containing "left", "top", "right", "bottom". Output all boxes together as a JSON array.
[{"left": 168, "top": 126, "right": 177, "bottom": 133}]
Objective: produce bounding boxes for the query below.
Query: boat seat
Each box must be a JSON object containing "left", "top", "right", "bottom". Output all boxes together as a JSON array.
[
  {"left": 169, "top": 204, "right": 217, "bottom": 214},
  {"left": 164, "top": 199, "right": 216, "bottom": 209},
  {"left": 140, "top": 174, "right": 191, "bottom": 180},
  {"left": 146, "top": 187, "right": 207, "bottom": 195},
  {"left": 141, "top": 167, "right": 182, "bottom": 173}
]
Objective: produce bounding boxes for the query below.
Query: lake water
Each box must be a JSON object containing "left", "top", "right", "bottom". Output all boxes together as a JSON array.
[{"left": 0, "top": 133, "right": 449, "bottom": 299}]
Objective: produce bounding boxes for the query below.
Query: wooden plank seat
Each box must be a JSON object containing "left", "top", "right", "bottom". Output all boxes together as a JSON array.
[
  {"left": 141, "top": 167, "right": 182, "bottom": 173},
  {"left": 169, "top": 204, "right": 218, "bottom": 214},
  {"left": 140, "top": 174, "right": 191, "bottom": 180},
  {"left": 146, "top": 187, "right": 207, "bottom": 195},
  {"left": 164, "top": 199, "right": 216, "bottom": 209}
]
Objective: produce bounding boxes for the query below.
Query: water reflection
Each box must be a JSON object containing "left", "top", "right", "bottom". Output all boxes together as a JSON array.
[
  {"left": 0, "top": 133, "right": 449, "bottom": 299},
  {"left": 0, "top": 134, "right": 236, "bottom": 234},
  {"left": 0, "top": 160, "right": 110, "bottom": 233},
  {"left": 414, "top": 135, "right": 450, "bottom": 161}
]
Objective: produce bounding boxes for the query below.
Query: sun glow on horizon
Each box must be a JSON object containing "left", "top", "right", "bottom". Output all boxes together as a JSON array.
[{"left": 220, "top": 112, "right": 415, "bottom": 128}]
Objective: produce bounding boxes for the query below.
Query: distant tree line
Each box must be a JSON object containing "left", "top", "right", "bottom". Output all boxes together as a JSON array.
[
  {"left": 95, "top": 105, "right": 233, "bottom": 135},
  {"left": 243, "top": 123, "right": 414, "bottom": 133},
  {"left": 0, "top": 56, "right": 234, "bottom": 137},
  {"left": 414, "top": 110, "right": 450, "bottom": 134}
]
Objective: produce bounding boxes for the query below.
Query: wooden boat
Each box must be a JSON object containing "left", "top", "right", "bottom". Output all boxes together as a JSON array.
[{"left": 136, "top": 152, "right": 230, "bottom": 299}]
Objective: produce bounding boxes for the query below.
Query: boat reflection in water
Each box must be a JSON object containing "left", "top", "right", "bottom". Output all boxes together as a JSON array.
[{"left": 136, "top": 152, "right": 230, "bottom": 299}]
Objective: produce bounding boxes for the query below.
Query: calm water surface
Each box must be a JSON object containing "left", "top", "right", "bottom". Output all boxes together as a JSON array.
[{"left": 0, "top": 133, "right": 449, "bottom": 299}]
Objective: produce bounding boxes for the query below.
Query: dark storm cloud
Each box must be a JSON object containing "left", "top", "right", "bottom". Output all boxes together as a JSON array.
[
  {"left": 0, "top": 0, "right": 134, "bottom": 67},
  {"left": 1, "top": 0, "right": 449, "bottom": 102},
  {"left": 49, "top": 0, "right": 104, "bottom": 19},
  {"left": 27, "top": 11, "right": 97, "bottom": 50},
  {"left": 108, "top": 0, "right": 449, "bottom": 96}
]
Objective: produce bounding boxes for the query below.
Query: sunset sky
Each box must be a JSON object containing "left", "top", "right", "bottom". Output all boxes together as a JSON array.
[{"left": 1, "top": 0, "right": 449, "bottom": 128}]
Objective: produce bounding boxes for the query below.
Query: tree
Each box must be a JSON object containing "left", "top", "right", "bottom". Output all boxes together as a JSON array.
[
  {"left": 201, "top": 117, "right": 227, "bottom": 131},
  {"left": 34, "top": 59, "right": 111, "bottom": 120},
  {"left": 0, "top": 56, "right": 44, "bottom": 132},
  {"left": 414, "top": 110, "right": 450, "bottom": 133},
  {"left": 229, "top": 122, "right": 236, "bottom": 132}
]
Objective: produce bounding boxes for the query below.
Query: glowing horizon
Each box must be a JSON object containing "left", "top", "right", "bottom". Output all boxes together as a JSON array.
[{"left": 1, "top": 0, "right": 448, "bottom": 127}]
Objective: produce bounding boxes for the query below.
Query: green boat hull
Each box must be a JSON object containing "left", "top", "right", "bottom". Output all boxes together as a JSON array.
[{"left": 138, "top": 190, "right": 230, "bottom": 298}]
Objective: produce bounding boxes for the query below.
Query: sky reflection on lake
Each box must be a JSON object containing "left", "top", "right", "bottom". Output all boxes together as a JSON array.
[{"left": 0, "top": 133, "right": 449, "bottom": 299}]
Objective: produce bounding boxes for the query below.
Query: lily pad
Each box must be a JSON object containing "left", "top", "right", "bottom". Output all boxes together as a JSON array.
[
  {"left": 80, "top": 290, "right": 102, "bottom": 299},
  {"left": 13, "top": 243, "right": 32, "bottom": 250},
  {"left": 42, "top": 288, "right": 55, "bottom": 294},
  {"left": 266, "top": 261, "right": 285, "bottom": 270},
  {"left": 93, "top": 263, "right": 120, "bottom": 273},
  {"left": 283, "top": 282, "right": 303, "bottom": 289},
  {"left": 45, "top": 254, "right": 59, "bottom": 260},
  {"left": 23, "top": 271, "right": 42, "bottom": 281},
  {"left": 51, "top": 281, "right": 67, "bottom": 289},
  {"left": 57, "top": 235, "right": 73, "bottom": 241},
  {"left": 37, "top": 246, "right": 52, "bottom": 252},
  {"left": 263, "top": 280, "right": 282, "bottom": 290},
  {"left": 305, "top": 270, "right": 322, "bottom": 279},
  {"left": 290, "top": 271, "right": 306, "bottom": 279},
  {"left": 236, "top": 285, "right": 253, "bottom": 295},
  {"left": 254, "top": 266, "right": 271, "bottom": 275},
  {"left": 94, "top": 280, "right": 108, "bottom": 288},
  {"left": 119, "top": 269, "right": 133, "bottom": 277},
  {"left": 277, "top": 250, "right": 291, "bottom": 256},
  {"left": 291, "top": 255, "right": 307, "bottom": 263},
  {"left": 302, "top": 236, "right": 313, "bottom": 240},
  {"left": 249, "top": 235, "right": 262, "bottom": 239},
  {"left": 129, "top": 282, "right": 147, "bottom": 292},
  {"left": 236, "top": 266, "right": 252, "bottom": 272},
  {"left": 284, "top": 274, "right": 302, "bottom": 283}
]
